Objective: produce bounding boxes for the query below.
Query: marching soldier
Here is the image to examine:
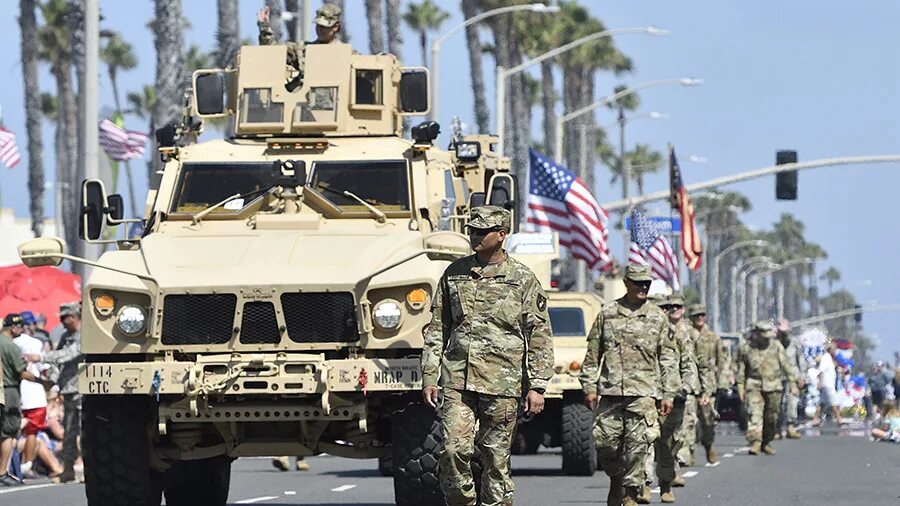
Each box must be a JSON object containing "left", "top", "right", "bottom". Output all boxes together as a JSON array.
[
  {"left": 421, "top": 205, "right": 554, "bottom": 506},
  {"left": 580, "top": 265, "right": 678, "bottom": 506},
  {"left": 736, "top": 321, "right": 799, "bottom": 455},
  {"left": 776, "top": 319, "right": 807, "bottom": 439}
]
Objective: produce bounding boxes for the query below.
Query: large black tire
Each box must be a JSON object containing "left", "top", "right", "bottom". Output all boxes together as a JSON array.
[
  {"left": 391, "top": 402, "right": 444, "bottom": 506},
  {"left": 82, "top": 395, "right": 162, "bottom": 506},
  {"left": 164, "top": 456, "right": 232, "bottom": 506},
  {"left": 561, "top": 392, "right": 597, "bottom": 476}
]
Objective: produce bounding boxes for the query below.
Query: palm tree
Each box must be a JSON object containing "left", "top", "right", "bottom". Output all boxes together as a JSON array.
[
  {"left": 515, "top": 12, "right": 562, "bottom": 158},
  {"left": 100, "top": 31, "right": 139, "bottom": 218},
  {"left": 820, "top": 266, "right": 841, "bottom": 295},
  {"left": 38, "top": 0, "right": 79, "bottom": 251},
  {"left": 19, "top": 0, "right": 44, "bottom": 237},
  {"left": 151, "top": 0, "right": 186, "bottom": 181},
  {"left": 215, "top": 0, "right": 239, "bottom": 68},
  {"left": 460, "top": 0, "right": 488, "bottom": 133},
  {"left": 626, "top": 144, "right": 662, "bottom": 195},
  {"left": 385, "top": 0, "right": 402, "bottom": 57},
  {"left": 364, "top": 0, "right": 384, "bottom": 53},
  {"left": 607, "top": 84, "right": 640, "bottom": 198},
  {"left": 402, "top": 0, "right": 449, "bottom": 67}
]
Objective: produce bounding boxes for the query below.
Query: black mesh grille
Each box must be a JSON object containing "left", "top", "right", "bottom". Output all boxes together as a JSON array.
[
  {"left": 240, "top": 302, "right": 281, "bottom": 344},
  {"left": 161, "top": 294, "right": 236, "bottom": 345},
  {"left": 281, "top": 293, "right": 358, "bottom": 343}
]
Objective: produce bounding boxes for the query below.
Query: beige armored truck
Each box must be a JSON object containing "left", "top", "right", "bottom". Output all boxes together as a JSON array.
[
  {"left": 18, "top": 42, "right": 519, "bottom": 506},
  {"left": 507, "top": 234, "right": 606, "bottom": 475}
]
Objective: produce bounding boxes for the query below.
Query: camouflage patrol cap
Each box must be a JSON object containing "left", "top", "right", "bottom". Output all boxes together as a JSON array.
[
  {"left": 465, "top": 205, "right": 511, "bottom": 230},
  {"left": 688, "top": 304, "right": 707, "bottom": 317},
  {"left": 752, "top": 320, "right": 776, "bottom": 338},
  {"left": 59, "top": 302, "right": 81, "bottom": 318},
  {"left": 624, "top": 264, "right": 653, "bottom": 282},
  {"left": 315, "top": 4, "right": 342, "bottom": 27},
  {"left": 668, "top": 293, "right": 685, "bottom": 306}
]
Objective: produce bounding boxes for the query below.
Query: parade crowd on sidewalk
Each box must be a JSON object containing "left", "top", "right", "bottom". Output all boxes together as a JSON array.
[{"left": 0, "top": 303, "right": 82, "bottom": 486}]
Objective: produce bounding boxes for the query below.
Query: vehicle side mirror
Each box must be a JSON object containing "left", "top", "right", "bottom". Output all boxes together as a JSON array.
[
  {"left": 18, "top": 237, "right": 66, "bottom": 268},
  {"left": 194, "top": 70, "right": 227, "bottom": 117},
  {"left": 106, "top": 194, "right": 125, "bottom": 224},
  {"left": 80, "top": 179, "right": 108, "bottom": 241},
  {"left": 486, "top": 173, "right": 519, "bottom": 232},
  {"left": 469, "top": 192, "right": 486, "bottom": 209},
  {"left": 399, "top": 68, "right": 429, "bottom": 114}
]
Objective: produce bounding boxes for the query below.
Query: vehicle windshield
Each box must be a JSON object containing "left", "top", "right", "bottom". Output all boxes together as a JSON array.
[
  {"left": 548, "top": 307, "right": 586, "bottom": 337},
  {"left": 308, "top": 160, "right": 410, "bottom": 213},
  {"left": 170, "top": 162, "right": 282, "bottom": 214}
]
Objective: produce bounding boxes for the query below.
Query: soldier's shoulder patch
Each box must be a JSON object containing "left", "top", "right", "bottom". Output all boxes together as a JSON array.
[{"left": 536, "top": 293, "right": 547, "bottom": 312}]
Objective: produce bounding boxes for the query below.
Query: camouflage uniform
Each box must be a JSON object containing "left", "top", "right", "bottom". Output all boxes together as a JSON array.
[
  {"left": 735, "top": 321, "right": 797, "bottom": 451},
  {"left": 421, "top": 206, "right": 554, "bottom": 506},
  {"left": 579, "top": 265, "right": 678, "bottom": 503},
  {"left": 679, "top": 305, "right": 728, "bottom": 463},
  {"left": 778, "top": 329, "right": 807, "bottom": 435}
]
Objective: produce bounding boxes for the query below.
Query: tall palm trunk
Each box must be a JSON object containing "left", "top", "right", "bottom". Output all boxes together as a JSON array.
[
  {"left": 284, "top": 0, "right": 300, "bottom": 42},
  {"left": 540, "top": 61, "right": 555, "bottom": 159},
  {"left": 52, "top": 59, "right": 78, "bottom": 251},
  {"left": 561, "top": 66, "right": 583, "bottom": 173},
  {"left": 66, "top": 0, "right": 86, "bottom": 253},
  {"left": 151, "top": 0, "right": 185, "bottom": 182},
  {"left": 19, "top": 0, "right": 44, "bottom": 237},
  {"left": 418, "top": 30, "right": 427, "bottom": 67},
  {"left": 216, "top": 0, "right": 239, "bottom": 68},
  {"left": 386, "top": 0, "right": 402, "bottom": 57},
  {"left": 108, "top": 70, "right": 138, "bottom": 219},
  {"left": 364, "top": 0, "right": 384, "bottom": 53},
  {"left": 461, "top": 0, "right": 488, "bottom": 134}
]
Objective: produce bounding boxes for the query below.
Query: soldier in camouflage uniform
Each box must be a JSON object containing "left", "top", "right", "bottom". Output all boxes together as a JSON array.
[
  {"left": 776, "top": 319, "right": 807, "bottom": 439},
  {"left": 679, "top": 304, "right": 727, "bottom": 466},
  {"left": 580, "top": 265, "right": 678, "bottom": 506},
  {"left": 421, "top": 206, "right": 554, "bottom": 506},
  {"left": 735, "top": 321, "right": 799, "bottom": 455}
]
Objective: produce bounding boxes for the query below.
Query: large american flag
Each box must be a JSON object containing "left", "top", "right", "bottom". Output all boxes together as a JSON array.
[
  {"left": 99, "top": 118, "right": 148, "bottom": 161},
  {"left": 0, "top": 126, "right": 22, "bottom": 169},
  {"left": 669, "top": 145, "right": 702, "bottom": 270},
  {"left": 525, "top": 148, "right": 611, "bottom": 271},
  {"left": 629, "top": 206, "right": 680, "bottom": 289}
]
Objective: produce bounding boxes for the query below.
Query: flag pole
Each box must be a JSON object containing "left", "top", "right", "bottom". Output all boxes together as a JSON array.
[{"left": 668, "top": 143, "right": 682, "bottom": 291}]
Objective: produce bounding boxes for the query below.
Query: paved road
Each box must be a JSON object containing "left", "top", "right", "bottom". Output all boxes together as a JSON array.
[{"left": 3, "top": 423, "right": 898, "bottom": 505}]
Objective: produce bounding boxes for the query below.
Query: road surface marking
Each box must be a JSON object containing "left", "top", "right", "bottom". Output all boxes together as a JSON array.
[
  {"left": 0, "top": 483, "right": 63, "bottom": 494},
  {"left": 331, "top": 484, "right": 357, "bottom": 492},
  {"left": 682, "top": 471, "right": 699, "bottom": 478},
  {"left": 704, "top": 461, "right": 720, "bottom": 467},
  {"left": 723, "top": 453, "right": 734, "bottom": 458},
  {"left": 650, "top": 487, "right": 661, "bottom": 494},
  {"left": 284, "top": 491, "right": 297, "bottom": 495},
  {"left": 733, "top": 446, "right": 751, "bottom": 452},
  {"left": 235, "top": 496, "right": 278, "bottom": 504}
]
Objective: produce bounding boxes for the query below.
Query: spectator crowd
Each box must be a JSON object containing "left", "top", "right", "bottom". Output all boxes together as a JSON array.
[{"left": 0, "top": 303, "right": 82, "bottom": 486}]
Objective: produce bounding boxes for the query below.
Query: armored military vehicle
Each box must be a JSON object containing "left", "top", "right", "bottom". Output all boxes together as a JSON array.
[
  {"left": 18, "top": 42, "right": 518, "bottom": 506},
  {"left": 507, "top": 234, "right": 606, "bottom": 475}
]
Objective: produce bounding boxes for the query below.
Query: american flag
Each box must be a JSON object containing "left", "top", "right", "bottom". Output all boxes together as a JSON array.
[
  {"left": 525, "top": 148, "right": 611, "bottom": 271},
  {"left": 628, "top": 206, "right": 680, "bottom": 289},
  {"left": 0, "top": 126, "right": 22, "bottom": 169},
  {"left": 669, "top": 145, "right": 702, "bottom": 270},
  {"left": 99, "top": 118, "right": 148, "bottom": 161}
]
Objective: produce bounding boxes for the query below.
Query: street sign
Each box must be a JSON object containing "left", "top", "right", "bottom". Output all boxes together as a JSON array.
[{"left": 624, "top": 215, "right": 682, "bottom": 235}]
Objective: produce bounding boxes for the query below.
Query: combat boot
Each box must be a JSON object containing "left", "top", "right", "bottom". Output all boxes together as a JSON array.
[
  {"left": 636, "top": 484, "right": 651, "bottom": 504},
  {"left": 272, "top": 456, "right": 290, "bottom": 471},
  {"left": 659, "top": 482, "right": 676, "bottom": 504},
  {"left": 786, "top": 425, "right": 802, "bottom": 439},
  {"left": 295, "top": 458, "right": 309, "bottom": 471},
  {"left": 607, "top": 474, "right": 625, "bottom": 506},
  {"left": 773, "top": 432, "right": 782, "bottom": 440},
  {"left": 671, "top": 473, "right": 685, "bottom": 487},
  {"left": 706, "top": 446, "right": 718, "bottom": 464},
  {"left": 748, "top": 442, "right": 761, "bottom": 455},
  {"left": 762, "top": 445, "right": 777, "bottom": 455},
  {"left": 622, "top": 486, "right": 641, "bottom": 506}
]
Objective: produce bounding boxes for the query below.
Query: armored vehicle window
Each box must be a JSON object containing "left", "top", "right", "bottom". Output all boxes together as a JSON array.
[
  {"left": 354, "top": 69, "right": 383, "bottom": 105},
  {"left": 242, "top": 88, "right": 284, "bottom": 123},
  {"left": 170, "top": 162, "right": 282, "bottom": 214},
  {"left": 548, "top": 307, "right": 586, "bottom": 337},
  {"left": 310, "top": 160, "right": 410, "bottom": 213}
]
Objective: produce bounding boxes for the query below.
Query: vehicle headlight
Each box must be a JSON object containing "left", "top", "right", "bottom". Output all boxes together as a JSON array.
[
  {"left": 373, "top": 299, "right": 402, "bottom": 330},
  {"left": 116, "top": 305, "right": 148, "bottom": 336}
]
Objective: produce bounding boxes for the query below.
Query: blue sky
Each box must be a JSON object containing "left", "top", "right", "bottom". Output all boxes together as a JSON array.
[{"left": 1, "top": 1, "right": 897, "bottom": 361}]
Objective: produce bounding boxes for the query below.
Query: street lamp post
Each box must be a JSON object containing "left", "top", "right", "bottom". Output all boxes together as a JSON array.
[
  {"left": 495, "top": 26, "right": 668, "bottom": 155},
  {"left": 751, "top": 258, "right": 814, "bottom": 322},
  {"left": 694, "top": 205, "right": 741, "bottom": 305},
  {"left": 711, "top": 240, "right": 767, "bottom": 332},
  {"left": 740, "top": 261, "right": 777, "bottom": 329},
  {"left": 553, "top": 78, "right": 703, "bottom": 171},
  {"left": 430, "top": 3, "right": 558, "bottom": 123},
  {"left": 730, "top": 255, "right": 772, "bottom": 332}
]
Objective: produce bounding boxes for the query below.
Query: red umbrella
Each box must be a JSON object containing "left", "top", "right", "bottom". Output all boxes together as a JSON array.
[{"left": 0, "top": 264, "right": 81, "bottom": 329}]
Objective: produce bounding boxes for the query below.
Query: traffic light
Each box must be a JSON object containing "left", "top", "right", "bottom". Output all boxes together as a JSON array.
[
  {"left": 854, "top": 304, "right": 863, "bottom": 324},
  {"left": 775, "top": 150, "right": 798, "bottom": 200}
]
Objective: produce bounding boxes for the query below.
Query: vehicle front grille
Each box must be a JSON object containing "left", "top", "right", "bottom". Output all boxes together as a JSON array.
[
  {"left": 161, "top": 294, "right": 237, "bottom": 345},
  {"left": 239, "top": 301, "right": 281, "bottom": 344},
  {"left": 281, "top": 292, "right": 358, "bottom": 343}
]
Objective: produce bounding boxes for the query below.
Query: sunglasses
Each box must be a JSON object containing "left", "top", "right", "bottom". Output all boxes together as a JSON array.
[
  {"left": 668, "top": 305, "right": 683, "bottom": 311},
  {"left": 468, "top": 227, "right": 503, "bottom": 236}
]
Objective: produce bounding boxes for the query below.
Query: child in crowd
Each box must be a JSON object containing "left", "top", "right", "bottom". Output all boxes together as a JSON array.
[{"left": 870, "top": 404, "right": 900, "bottom": 443}]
